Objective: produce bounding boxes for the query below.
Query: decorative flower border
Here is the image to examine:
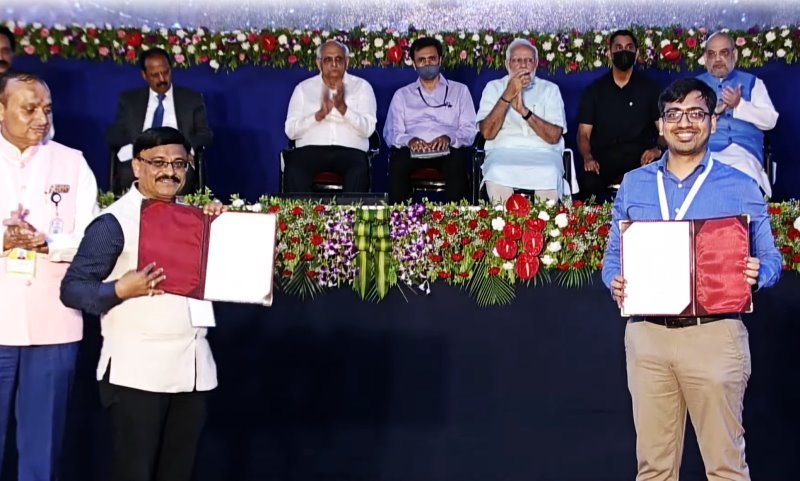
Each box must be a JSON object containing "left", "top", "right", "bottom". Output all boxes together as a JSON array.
[
  {"left": 97, "top": 191, "right": 800, "bottom": 306},
  {"left": 5, "top": 20, "right": 799, "bottom": 72}
]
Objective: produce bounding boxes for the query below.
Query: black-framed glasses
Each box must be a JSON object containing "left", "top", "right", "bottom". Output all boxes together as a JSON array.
[
  {"left": 661, "top": 109, "right": 712, "bottom": 123},
  {"left": 137, "top": 157, "right": 190, "bottom": 171},
  {"left": 417, "top": 83, "right": 452, "bottom": 109}
]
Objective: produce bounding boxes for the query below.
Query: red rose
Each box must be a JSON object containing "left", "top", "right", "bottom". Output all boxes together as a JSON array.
[
  {"left": 460, "top": 236, "right": 472, "bottom": 246},
  {"left": 686, "top": 37, "right": 697, "bottom": 48},
  {"left": 598, "top": 225, "right": 610, "bottom": 237},
  {"left": 567, "top": 62, "right": 578, "bottom": 72},
  {"left": 247, "top": 32, "right": 259, "bottom": 43},
  {"left": 525, "top": 218, "right": 546, "bottom": 232},
  {"left": 125, "top": 49, "right": 137, "bottom": 61},
  {"left": 432, "top": 210, "right": 444, "bottom": 221},
  {"left": 515, "top": 253, "right": 540, "bottom": 280},
  {"left": 788, "top": 229, "right": 800, "bottom": 240},
  {"left": 472, "top": 249, "right": 485, "bottom": 260},
  {"left": 505, "top": 193, "right": 531, "bottom": 218},
  {"left": 429, "top": 254, "right": 443, "bottom": 263},
  {"left": 13, "top": 26, "right": 23, "bottom": 36},
  {"left": 438, "top": 271, "right": 451, "bottom": 279},
  {"left": 458, "top": 272, "right": 470, "bottom": 279},
  {"left": 199, "top": 55, "right": 209, "bottom": 64},
  {"left": 590, "top": 244, "right": 601, "bottom": 251},
  {"left": 768, "top": 205, "right": 782, "bottom": 215},
  {"left": 398, "top": 38, "right": 409, "bottom": 48},
  {"left": 445, "top": 36, "right": 456, "bottom": 45},
  {"left": 780, "top": 246, "right": 792, "bottom": 253},
  {"left": 445, "top": 222, "right": 458, "bottom": 236},
  {"left": 527, "top": 37, "right": 537, "bottom": 45},
  {"left": 313, "top": 204, "right": 325, "bottom": 213},
  {"left": 495, "top": 237, "right": 518, "bottom": 260},
  {"left": 387, "top": 45, "right": 403, "bottom": 63},
  {"left": 427, "top": 227, "right": 440, "bottom": 239},
  {"left": 567, "top": 242, "right": 576, "bottom": 250},
  {"left": 488, "top": 266, "right": 501, "bottom": 276},
  {"left": 306, "top": 270, "right": 318, "bottom": 278},
  {"left": 521, "top": 230, "right": 544, "bottom": 255},
  {"left": 126, "top": 31, "right": 143, "bottom": 48},
  {"left": 478, "top": 228, "right": 493, "bottom": 241},
  {"left": 467, "top": 219, "right": 478, "bottom": 230},
  {"left": 287, "top": 55, "right": 298, "bottom": 64},
  {"left": 261, "top": 34, "right": 277, "bottom": 52},
  {"left": 568, "top": 215, "right": 579, "bottom": 226},
  {"left": 578, "top": 226, "right": 588, "bottom": 235},
  {"left": 283, "top": 252, "right": 296, "bottom": 260},
  {"left": 450, "top": 209, "right": 461, "bottom": 217},
  {"left": 291, "top": 206, "right": 303, "bottom": 216},
  {"left": 168, "top": 35, "right": 178, "bottom": 45},
  {"left": 310, "top": 234, "right": 323, "bottom": 246},
  {"left": 557, "top": 263, "right": 570, "bottom": 271},
  {"left": 660, "top": 44, "right": 680, "bottom": 62},
  {"left": 282, "top": 269, "right": 293, "bottom": 277},
  {"left": 442, "top": 240, "right": 451, "bottom": 249},
  {"left": 304, "top": 224, "right": 314, "bottom": 232},
  {"left": 268, "top": 205, "right": 280, "bottom": 213},
  {"left": 86, "top": 28, "right": 98, "bottom": 38},
  {"left": 562, "top": 227, "right": 575, "bottom": 237},
  {"left": 278, "top": 221, "right": 288, "bottom": 232},
  {"left": 793, "top": 254, "right": 800, "bottom": 264},
  {"left": 478, "top": 209, "right": 489, "bottom": 219},
  {"left": 301, "top": 35, "right": 311, "bottom": 45},
  {"left": 301, "top": 253, "right": 314, "bottom": 261},
  {"left": 290, "top": 236, "right": 300, "bottom": 244},
  {"left": 502, "top": 223, "right": 522, "bottom": 241},
  {"left": 573, "top": 260, "right": 586, "bottom": 269},
  {"left": 49, "top": 45, "right": 60, "bottom": 55},
  {"left": 784, "top": 264, "right": 792, "bottom": 271},
  {"left": 572, "top": 200, "right": 584, "bottom": 208},
  {"left": 451, "top": 253, "right": 464, "bottom": 262}
]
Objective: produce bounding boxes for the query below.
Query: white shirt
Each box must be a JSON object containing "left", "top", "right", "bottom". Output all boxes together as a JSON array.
[
  {"left": 142, "top": 85, "right": 178, "bottom": 131},
  {"left": 285, "top": 73, "right": 377, "bottom": 152},
  {"left": 0, "top": 134, "right": 98, "bottom": 260}
]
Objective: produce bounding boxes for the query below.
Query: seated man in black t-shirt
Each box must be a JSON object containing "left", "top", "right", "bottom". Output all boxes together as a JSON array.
[{"left": 576, "top": 29, "right": 662, "bottom": 202}]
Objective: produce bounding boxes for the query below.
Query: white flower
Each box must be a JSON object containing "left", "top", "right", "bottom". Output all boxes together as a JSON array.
[
  {"left": 374, "top": 50, "right": 384, "bottom": 59},
  {"left": 293, "top": 29, "right": 302, "bottom": 35},
  {"left": 523, "top": 30, "right": 530, "bottom": 35},
  {"left": 141, "top": 25, "right": 151, "bottom": 33},
  {"left": 209, "top": 59, "right": 220, "bottom": 70},
  {"left": 542, "top": 41, "right": 552, "bottom": 51},
  {"left": 687, "top": 52, "right": 694, "bottom": 58},
  {"left": 448, "top": 45, "right": 454, "bottom": 54},
  {"left": 277, "top": 34, "right": 288, "bottom": 45},
  {"left": 484, "top": 34, "right": 494, "bottom": 45},
  {"left": 549, "top": 228, "right": 561, "bottom": 238},
  {"left": 112, "top": 40, "right": 120, "bottom": 48},
  {"left": 253, "top": 44, "right": 259, "bottom": 52},
  {"left": 32, "top": 22, "right": 42, "bottom": 29},
  {"left": 435, "top": 34, "right": 443, "bottom": 42},
  {"left": 187, "top": 45, "right": 196, "bottom": 54},
  {"left": 471, "top": 33, "right": 480, "bottom": 42},
  {"left": 387, "top": 39, "right": 395, "bottom": 48},
  {"left": 392, "top": 31, "right": 400, "bottom": 38},
  {"left": 81, "top": 34, "right": 87, "bottom": 42},
  {"left": 547, "top": 241, "right": 562, "bottom": 253},
  {"left": 241, "top": 42, "right": 250, "bottom": 51},
  {"left": 404, "top": 57, "right": 413, "bottom": 66},
  {"left": 61, "top": 37, "right": 69, "bottom": 45},
  {"left": 777, "top": 49, "right": 786, "bottom": 58},
  {"left": 293, "top": 44, "right": 301, "bottom": 52},
  {"left": 546, "top": 52, "right": 555, "bottom": 61},
  {"left": 781, "top": 29, "right": 790, "bottom": 38},
  {"left": 54, "top": 23, "right": 65, "bottom": 31},
  {"left": 236, "top": 33, "right": 246, "bottom": 42},
  {"left": 546, "top": 199, "right": 557, "bottom": 208},
  {"left": 373, "top": 37, "right": 384, "bottom": 48},
  {"left": 248, "top": 203, "right": 263, "bottom": 213},
  {"left": 660, "top": 39, "right": 671, "bottom": 48},
  {"left": 46, "top": 37, "right": 55, "bottom": 45},
  {"left": 573, "top": 38, "right": 584, "bottom": 48},
  {"left": 742, "top": 48, "right": 752, "bottom": 58},
  {"left": 159, "top": 28, "right": 168, "bottom": 36},
  {"left": 231, "top": 199, "right": 245, "bottom": 208},
  {"left": 593, "top": 59, "right": 603, "bottom": 67},
  {"left": 644, "top": 37, "right": 653, "bottom": 47},
  {"left": 793, "top": 216, "right": 800, "bottom": 231},
  {"left": 361, "top": 45, "right": 369, "bottom": 52},
  {"left": 765, "top": 50, "right": 774, "bottom": 58},
  {"left": 765, "top": 31, "right": 776, "bottom": 43},
  {"left": 176, "top": 29, "right": 186, "bottom": 38},
  {"left": 537, "top": 211, "right": 550, "bottom": 221},
  {"left": 321, "top": 30, "right": 330, "bottom": 38},
  {"left": 313, "top": 36, "right": 321, "bottom": 46},
  {"left": 491, "top": 217, "right": 506, "bottom": 231},
  {"left": 494, "top": 204, "right": 505, "bottom": 211},
  {"left": 493, "top": 247, "right": 500, "bottom": 257},
  {"left": 785, "top": 39, "right": 793, "bottom": 48},
  {"left": 566, "top": 52, "right": 573, "bottom": 58},
  {"left": 594, "top": 34, "right": 603, "bottom": 44},
  {"left": 196, "top": 28, "right": 205, "bottom": 37},
  {"left": 210, "top": 42, "right": 217, "bottom": 50},
  {"left": 575, "top": 53, "right": 584, "bottom": 62},
  {"left": 172, "top": 45, "right": 182, "bottom": 54},
  {"left": 554, "top": 213, "right": 569, "bottom": 228},
  {"left": 502, "top": 262, "right": 514, "bottom": 270},
  {"left": 459, "top": 32, "right": 466, "bottom": 40},
  {"left": 688, "top": 29, "right": 695, "bottom": 36},
  {"left": 541, "top": 254, "right": 554, "bottom": 266},
  {"left": 698, "top": 55, "right": 706, "bottom": 65}
]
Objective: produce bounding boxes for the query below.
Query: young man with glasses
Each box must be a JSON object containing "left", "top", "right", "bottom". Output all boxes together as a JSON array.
[
  {"left": 576, "top": 29, "right": 663, "bottom": 202},
  {"left": 698, "top": 32, "right": 779, "bottom": 197},
  {"left": 383, "top": 37, "right": 477, "bottom": 203},
  {"left": 61, "top": 127, "right": 224, "bottom": 481},
  {"left": 477, "top": 38, "right": 567, "bottom": 203},
  {"left": 602, "top": 78, "right": 781, "bottom": 481}
]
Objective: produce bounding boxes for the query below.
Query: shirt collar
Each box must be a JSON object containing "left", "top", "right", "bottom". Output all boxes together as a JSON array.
[
  {"left": 415, "top": 74, "right": 448, "bottom": 93},
  {"left": 657, "top": 149, "right": 712, "bottom": 176},
  {"left": 0, "top": 130, "right": 41, "bottom": 164},
  {"left": 149, "top": 85, "right": 173, "bottom": 99}
]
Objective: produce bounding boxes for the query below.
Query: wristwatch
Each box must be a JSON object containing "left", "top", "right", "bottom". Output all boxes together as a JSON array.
[{"left": 523, "top": 109, "right": 533, "bottom": 120}]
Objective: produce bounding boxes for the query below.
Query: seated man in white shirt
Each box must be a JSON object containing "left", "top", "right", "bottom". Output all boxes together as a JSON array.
[
  {"left": 698, "top": 32, "right": 779, "bottom": 197},
  {"left": 477, "top": 38, "right": 567, "bottom": 203},
  {"left": 284, "top": 40, "right": 378, "bottom": 193}
]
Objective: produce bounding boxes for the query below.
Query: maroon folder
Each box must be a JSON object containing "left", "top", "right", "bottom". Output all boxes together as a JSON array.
[{"left": 621, "top": 215, "right": 752, "bottom": 316}]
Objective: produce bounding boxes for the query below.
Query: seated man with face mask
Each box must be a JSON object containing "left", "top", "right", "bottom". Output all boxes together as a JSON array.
[
  {"left": 576, "top": 29, "right": 662, "bottom": 202},
  {"left": 384, "top": 37, "right": 477, "bottom": 203}
]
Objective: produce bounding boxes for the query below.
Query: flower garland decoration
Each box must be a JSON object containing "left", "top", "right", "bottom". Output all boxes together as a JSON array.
[{"left": 5, "top": 20, "right": 798, "bottom": 73}]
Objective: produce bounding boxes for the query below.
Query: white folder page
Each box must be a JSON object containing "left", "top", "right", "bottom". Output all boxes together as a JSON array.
[
  {"left": 204, "top": 212, "right": 276, "bottom": 305},
  {"left": 621, "top": 221, "right": 691, "bottom": 316}
]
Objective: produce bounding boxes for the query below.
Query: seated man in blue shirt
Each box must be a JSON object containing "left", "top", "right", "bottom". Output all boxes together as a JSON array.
[
  {"left": 384, "top": 37, "right": 477, "bottom": 203},
  {"left": 602, "top": 78, "right": 781, "bottom": 481}
]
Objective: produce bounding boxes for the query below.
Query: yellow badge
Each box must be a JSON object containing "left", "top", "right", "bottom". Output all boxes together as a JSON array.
[{"left": 5, "top": 248, "right": 36, "bottom": 278}]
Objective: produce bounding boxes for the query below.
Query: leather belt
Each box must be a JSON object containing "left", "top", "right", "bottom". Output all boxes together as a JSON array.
[{"left": 634, "top": 314, "right": 740, "bottom": 329}]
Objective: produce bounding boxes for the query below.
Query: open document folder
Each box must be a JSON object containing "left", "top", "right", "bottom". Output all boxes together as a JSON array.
[
  {"left": 620, "top": 215, "right": 752, "bottom": 317},
  {"left": 137, "top": 200, "right": 277, "bottom": 305}
]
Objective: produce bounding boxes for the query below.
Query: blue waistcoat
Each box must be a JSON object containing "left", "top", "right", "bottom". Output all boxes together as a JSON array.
[{"left": 697, "top": 70, "right": 763, "bottom": 162}]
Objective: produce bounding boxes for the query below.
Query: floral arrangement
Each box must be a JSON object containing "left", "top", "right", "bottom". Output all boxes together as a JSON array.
[
  {"left": 768, "top": 199, "right": 800, "bottom": 274},
  {"left": 5, "top": 20, "right": 798, "bottom": 73}
]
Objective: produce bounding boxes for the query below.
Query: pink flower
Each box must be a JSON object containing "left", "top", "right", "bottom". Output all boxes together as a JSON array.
[
  {"left": 239, "top": 52, "right": 245, "bottom": 61},
  {"left": 735, "top": 37, "right": 746, "bottom": 47},
  {"left": 24, "top": 45, "right": 35, "bottom": 55},
  {"left": 174, "top": 53, "right": 185, "bottom": 63},
  {"left": 287, "top": 54, "right": 298, "bottom": 64},
  {"left": 39, "top": 28, "right": 49, "bottom": 37},
  {"left": 117, "top": 30, "right": 126, "bottom": 39},
  {"left": 459, "top": 50, "right": 467, "bottom": 60},
  {"left": 98, "top": 46, "right": 110, "bottom": 56}
]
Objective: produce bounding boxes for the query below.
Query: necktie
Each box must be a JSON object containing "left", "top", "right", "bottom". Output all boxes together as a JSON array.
[{"left": 151, "top": 94, "right": 165, "bottom": 128}]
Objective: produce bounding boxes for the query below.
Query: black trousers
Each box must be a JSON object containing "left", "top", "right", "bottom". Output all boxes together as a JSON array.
[
  {"left": 388, "top": 147, "right": 469, "bottom": 204},
  {"left": 112, "top": 160, "right": 198, "bottom": 197},
  {"left": 578, "top": 157, "right": 639, "bottom": 202},
  {"left": 283, "top": 145, "right": 369, "bottom": 193},
  {"left": 99, "top": 377, "right": 208, "bottom": 481}
]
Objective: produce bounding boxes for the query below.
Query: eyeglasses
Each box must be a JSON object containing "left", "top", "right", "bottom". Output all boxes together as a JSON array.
[
  {"left": 137, "top": 157, "right": 190, "bottom": 171},
  {"left": 661, "top": 109, "right": 712, "bottom": 123},
  {"left": 509, "top": 57, "right": 536, "bottom": 66}
]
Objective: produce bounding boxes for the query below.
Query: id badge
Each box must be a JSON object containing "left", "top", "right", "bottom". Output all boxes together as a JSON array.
[
  {"left": 49, "top": 217, "right": 64, "bottom": 235},
  {"left": 5, "top": 248, "right": 36, "bottom": 278}
]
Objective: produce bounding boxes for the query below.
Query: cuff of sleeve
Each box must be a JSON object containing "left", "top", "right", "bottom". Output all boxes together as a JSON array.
[{"left": 98, "top": 281, "right": 123, "bottom": 313}]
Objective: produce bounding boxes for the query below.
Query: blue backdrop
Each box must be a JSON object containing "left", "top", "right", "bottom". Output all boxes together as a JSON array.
[{"left": 13, "top": 57, "right": 799, "bottom": 201}]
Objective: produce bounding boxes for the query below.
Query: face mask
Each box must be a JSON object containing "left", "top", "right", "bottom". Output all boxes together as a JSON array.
[
  {"left": 417, "top": 64, "right": 440, "bottom": 81},
  {"left": 612, "top": 50, "right": 636, "bottom": 71}
]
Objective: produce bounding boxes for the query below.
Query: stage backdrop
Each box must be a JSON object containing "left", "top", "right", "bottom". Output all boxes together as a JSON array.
[{"left": 13, "top": 57, "right": 800, "bottom": 201}]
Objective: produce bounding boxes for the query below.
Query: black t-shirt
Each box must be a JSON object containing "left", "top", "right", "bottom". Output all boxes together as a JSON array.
[{"left": 577, "top": 70, "right": 660, "bottom": 175}]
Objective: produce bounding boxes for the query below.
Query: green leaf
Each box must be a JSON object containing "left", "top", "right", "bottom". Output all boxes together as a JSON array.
[{"left": 466, "top": 261, "right": 515, "bottom": 306}]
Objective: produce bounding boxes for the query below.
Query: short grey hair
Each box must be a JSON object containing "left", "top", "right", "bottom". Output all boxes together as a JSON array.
[
  {"left": 316, "top": 39, "right": 350, "bottom": 60},
  {"left": 703, "top": 31, "right": 735, "bottom": 52},
  {"left": 505, "top": 38, "right": 538, "bottom": 62}
]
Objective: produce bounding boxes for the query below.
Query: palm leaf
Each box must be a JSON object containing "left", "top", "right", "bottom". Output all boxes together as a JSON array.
[
  {"left": 466, "top": 262, "right": 516, "bottom": 306},
  {"left": 279, "top": 263, "right": 326, "bottom": 300},
  {"left": 555, "top": 268, "right": 593, "bottom": 289}
]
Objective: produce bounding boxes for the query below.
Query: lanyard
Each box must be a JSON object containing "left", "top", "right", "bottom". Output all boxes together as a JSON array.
[
  {"left": 417, "top": 83, "right": 451, "bottom": 108},
  {"left": 657, "top": 158, "right": 714, "bottom": 221}
]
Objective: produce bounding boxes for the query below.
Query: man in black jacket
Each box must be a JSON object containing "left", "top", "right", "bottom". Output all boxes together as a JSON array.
[{"left": 106, "top": 48, "right": 213, "bottom": 195}]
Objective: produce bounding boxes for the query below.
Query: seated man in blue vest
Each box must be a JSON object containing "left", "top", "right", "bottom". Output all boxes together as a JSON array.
[{"left": 697, "top": 32, "right": 779, "bottom": 197}]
